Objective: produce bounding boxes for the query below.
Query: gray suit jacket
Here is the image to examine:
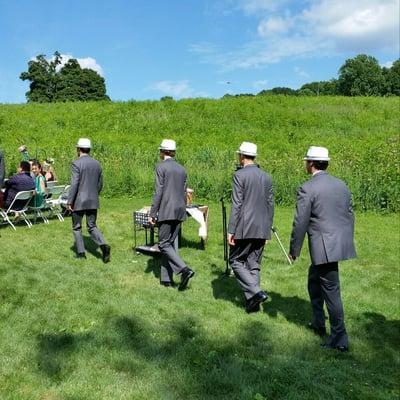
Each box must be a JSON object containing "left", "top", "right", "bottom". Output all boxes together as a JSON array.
[
  {"left": 290, "top": 171, "right": 356, "bottom": 265},
  {"left": 228, "top": 164, "right": 274, "bottom": 240},
  {"left": 0, "top": 150, "right": 5, "bottom": 188},
  {"left": 150, "top": 158, "right": 187, "bottom": 222},
  {"left": 67, "top": 154, "right": 103, "bottom": 211}
]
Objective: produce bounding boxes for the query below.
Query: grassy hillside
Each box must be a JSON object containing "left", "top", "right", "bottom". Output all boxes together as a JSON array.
[{"left": 0, "top": 96, "right": 399, "bottom": 211}]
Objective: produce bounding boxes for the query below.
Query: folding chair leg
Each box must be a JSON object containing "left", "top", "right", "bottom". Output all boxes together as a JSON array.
[
  {"left": 4, "top": 214, "right": 16, "bottom": 230},
  {"left": 21, "top": 211, "right": 32, "bottom": 228}
]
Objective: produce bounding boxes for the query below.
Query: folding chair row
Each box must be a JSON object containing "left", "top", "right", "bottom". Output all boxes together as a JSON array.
[{"left": 0, "top": 185, "right": 70, "bottom": 230}]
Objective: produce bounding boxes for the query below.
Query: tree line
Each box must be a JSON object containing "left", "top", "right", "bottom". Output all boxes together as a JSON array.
[
  {"left": 225, "top": 54, "right": 400, "bottom": 98},
  {"left": 20, "top": 52, "right": 399, "bottom": 103}
]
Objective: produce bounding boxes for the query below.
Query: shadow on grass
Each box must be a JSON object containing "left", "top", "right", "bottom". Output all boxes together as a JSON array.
[
  {"left": 36, "top": 332, "right": 94, "bottom": 382},
  {"left": 69, "top": 235, "right": 103, "bottom": 260},
  {"left": 210, "top": 267, "right": 243, "bottom": 309},
  {"left": 145, "top": 257, "right": 161, "bottom": 280},
  {"left": 263, "top": 291, "right": 310, "bottom": 327},
  {"left": 362, "top": 312, "right": 400, "bottom": 362},
  {"left": 179, "top": 235, "right": 205, "bottom": 250},
  {"left": 34, "top": 311, "right": 400, "bottom": 399}
]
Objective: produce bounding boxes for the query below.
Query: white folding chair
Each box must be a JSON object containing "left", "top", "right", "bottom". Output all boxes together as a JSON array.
[
  {"left": 0, "top": 190, "right": 35, "bottom": 230},
  {"left": 45, "top": 185, "right": 68, "bottom": 221},
  {"left": 46, "top": 181, "right": 58, "bottom": 188},
  {"left": 28, "top": 190, "right": 49, "bottom": 224}
]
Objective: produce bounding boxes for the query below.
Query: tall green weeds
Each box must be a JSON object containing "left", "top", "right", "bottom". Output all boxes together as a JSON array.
[{"left": 0, "top": 96, "right": 398, "bottom": 211}]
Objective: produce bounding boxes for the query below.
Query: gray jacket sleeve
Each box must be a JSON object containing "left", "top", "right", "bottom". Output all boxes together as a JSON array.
[
  {"left": 267, "top": 176, "right": 274, "bottom": 232},
  {"left": 98, "top": 167, "right": 103, "bottom": 193},
  {"left": 228, "top": 173, "right": 244, "bottom": 235},
  {"left": 67, "top": 161, "right": 80, "bottom": 206},
  {"left": 290, "top": 185, "right": 312, "bottom": 257},
  {"left": 150, "top": 165, "right": 164, "bottom": 218},
  {"left": 0, "top": 150, "right": 5, "bottom": 188}
]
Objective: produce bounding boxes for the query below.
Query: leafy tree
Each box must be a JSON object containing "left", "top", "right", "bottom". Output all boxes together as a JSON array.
[
  {"left": 257, "top": 87, "right": 297, "bottom": 96},
  {"left": 20, "top": 51, "right": 109, "bottom": 102},
  {"left": 337, "top": 54, "right": 385, "bottom": 96},
  {"left": 299, "top": 80, "right": 338, "bottom": 95},
  {"left": 383, "top": 59, "right": 400, "bottom": 96}
]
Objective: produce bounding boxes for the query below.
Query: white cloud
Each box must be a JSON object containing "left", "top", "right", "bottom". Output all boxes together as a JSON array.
[
  {"left": 238, "top": 0, "right": 288, "bottom": 14},
  {"left": 252, "top": 79, "right": 268, "bottom": 89},
  {"left": 294, "top": 67, "right": 310, "bottom": 78},
  {"left": 302, "top": 0, "right": 400, "bottom": 52},
  {"left": 148, "top": 80, "right": 196, "bottom": 98},
  {"left": 193, "top": 0, "right": 399, "bottom": 69},
  {"left": 257, "top": 16, "right": 292, "bottom": 36},
  {"left": 36, "top": 53, "right": 105, "bottom": 76},
  {"left": 381, "top": 60, "right": 394, "bottom": 68}
]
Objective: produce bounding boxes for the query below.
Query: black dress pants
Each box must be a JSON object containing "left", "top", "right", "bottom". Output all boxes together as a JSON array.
[
  {"left": 308, "top": 262, "right": 348, "bottom": 347},
  {"left": 158, "top": 220, "right": 187, "bottom": 282},
  {"left": 229, "top": 239, "right": 265, "bottom": 300}
]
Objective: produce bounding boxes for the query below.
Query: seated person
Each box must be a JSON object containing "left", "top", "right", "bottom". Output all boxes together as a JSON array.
[
  {"left": 42, "top": 159, "right": 57, "bottom": 182},
  {"left": 3, "top": 161, "right": 35, "bottom": 210},
  {"left": 31, "top": 161, "right": 46, "bottom": 207}
]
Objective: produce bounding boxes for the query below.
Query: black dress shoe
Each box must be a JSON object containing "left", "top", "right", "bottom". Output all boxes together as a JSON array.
[
  {"left": 246, "top": 291, "right": 268, "bottom": 313},
  {"left": 321, "top": 343, "right": 349, "bottom": 353},
  {"left": 100, "top": 244, "right": 111, "bottom": 263},
  {"left": 160, "top": 281, "right": 175, "bottom": 288},
  {"left": 246, "top": 302, "right": 261, "bottom": 313},
  {"left": 75, "top": 253, "right": 86, "bottom": 259},
  {"left": 307, "top": 322, "right": 327, "bottom": 337},
  {"left": 178, "top": 268, "right": 195, "bottom": 291}
]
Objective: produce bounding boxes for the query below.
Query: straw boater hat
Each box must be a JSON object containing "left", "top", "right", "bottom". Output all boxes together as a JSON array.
[
  {"left": 159, "top": 139, "right": 176, "bottom": 151},
  {"left": 76, "top": 138, "right": 92, "bottom": 149},
  {"left": 303, "top": 146, "right": 330, "bottom": 161},
  {"left": 236, "top": 141, "right": 257, "bottom": 157}
]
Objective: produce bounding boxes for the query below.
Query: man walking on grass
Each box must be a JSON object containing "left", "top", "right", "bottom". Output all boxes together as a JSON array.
[
  {"left": 228, "top": 142, "right": 274, "bottom": 313},
  {"left": 149, "top": 139, "right": 195, "bottom": 290},
  {"left": 289, "top": 146, "right": 356, "bottom": 352},
  {"left": 67, "top": 138, "right": 111, "bottom": 263}
]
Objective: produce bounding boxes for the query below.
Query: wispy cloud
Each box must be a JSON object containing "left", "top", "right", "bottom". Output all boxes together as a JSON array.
[
  {"left": 294, "top": 67, "right": 309, "bottom": 78},
  {"left": 192, "top": 0, "right": 399, "bottom": 70},
  {"left": 147, "top": 80, "right": 208, "bottom": 98},
  {"left": 252, "top": 79, "right": 268, "bottom": 89}
]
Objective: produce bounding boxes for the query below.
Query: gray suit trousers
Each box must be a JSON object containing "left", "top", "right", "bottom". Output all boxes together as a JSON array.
[
  {"left": 308, "top": 262, "right": 348, "bottom": 347},
  {"left": 229, "top": 239, "right": 265, "bottom": 300},
  {"left": 72, "top": 210, "right": 106, "bottom": 254},
  {"left": 158, "top": 221, "right": 187, "bottom": 280}
]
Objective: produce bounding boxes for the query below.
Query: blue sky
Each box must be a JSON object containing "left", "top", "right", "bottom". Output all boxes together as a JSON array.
[{"left": 0, "top": 0, "right": 398, "bottom": 103}]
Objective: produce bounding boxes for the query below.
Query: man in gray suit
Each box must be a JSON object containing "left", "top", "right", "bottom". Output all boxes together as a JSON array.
[
  {"left": 228, "top": 142, "right": 274, "bottom": 313},
  {"left": 67, "top": 138, "right": 111, "bottom": 263},
  {"left": 289, "top": 146, "right": 356, "bottom": 352},
  {"left": 149, "top": 139, "right": 194, "bottom": 290}
]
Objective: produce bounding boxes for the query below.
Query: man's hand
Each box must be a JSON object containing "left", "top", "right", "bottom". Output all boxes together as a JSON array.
[
  {"left": 228, "top": 233, "right": 235, "bottom": 246},
  {"left": 289, "top": 254, "right": 296, "bottom": 262},
  {"left": 66, "top": 204, "right": 73, "bottom": 212},
  {"left": 148, "top": 216, "right": 156, "bottom": 226}
]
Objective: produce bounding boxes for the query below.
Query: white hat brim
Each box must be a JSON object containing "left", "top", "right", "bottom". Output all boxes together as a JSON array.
[{"left": 303, "top": 156, "right": 330, "bottom": 161}]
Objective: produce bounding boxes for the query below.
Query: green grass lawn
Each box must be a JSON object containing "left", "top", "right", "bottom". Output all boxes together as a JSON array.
[{"left": 0, "top": 198, "right": 399, "bottom": 400}]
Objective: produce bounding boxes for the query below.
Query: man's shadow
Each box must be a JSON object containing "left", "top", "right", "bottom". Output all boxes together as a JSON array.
[
  {"left": 145, "top": 257, "right": 161, "bottom": 280},
  {"left": 70, "top": 236, "right": 102, "bottom": 260},
  {"left": 212, "top": 268, "right": 311, "bottom": 322},
  {"left": 211, "top": 267, "right": 243, "bottom": 308},
  {"left": 263, "top": 291, "right": 310, "bottom": 326}
]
